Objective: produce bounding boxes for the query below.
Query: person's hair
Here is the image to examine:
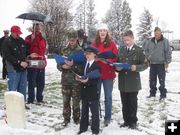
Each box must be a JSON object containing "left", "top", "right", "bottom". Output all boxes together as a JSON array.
[
  {"left": 32, "top": 23, "right": 40, "bottom": 29},
  {"left": 123, "top": 30, "right": 134, "bottom": 38},
  {"left": 154, "top": 27, "right": 161, "bottom": 32},
  {"left": 94, "top": 30, "right": 112, "bottom": 48}
]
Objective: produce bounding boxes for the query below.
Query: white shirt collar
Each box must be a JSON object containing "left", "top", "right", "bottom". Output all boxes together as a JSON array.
[
  {"left": 86, "top": 59, "right": 95, "bottom": 67},
  {"left": 127, "top": 44, "right": 134, "bottom": 50}
]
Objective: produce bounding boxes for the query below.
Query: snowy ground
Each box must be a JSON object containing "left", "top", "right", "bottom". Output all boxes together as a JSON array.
[{"left": 0, "top": 51, "right": 180, "bottom": 135}]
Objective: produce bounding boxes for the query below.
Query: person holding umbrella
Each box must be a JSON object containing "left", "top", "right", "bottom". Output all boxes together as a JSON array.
[{"left": 25, "top": 23, "right": 47, "bottom": 105}]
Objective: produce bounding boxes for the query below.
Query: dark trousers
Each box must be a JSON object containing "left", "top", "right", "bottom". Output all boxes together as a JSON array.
[
  {"left": 80, "top": 99, "right": 99, "bottom": 134},
  {"left": 120, "top": 91, "right": 138, "bottom": 125},
  {"left": 2, "top": 58, "right": 7, "bottom": 79},
  {"left": 27, "top": 68, "right": 45, "bottom": 103},
  {"left": 149, "top": 64, "right": 167, "bottom": 98}
]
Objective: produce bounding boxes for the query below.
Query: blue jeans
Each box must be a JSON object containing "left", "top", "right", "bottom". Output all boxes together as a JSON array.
[
  {"left": 27, "top": 68, "right": 45, "bottom": 103},
  {"left": 98, "top": 79, "right": 113, "bottom": 121},
  {"left": 7, "top": 70, "right": 27, "bottom": 100}
]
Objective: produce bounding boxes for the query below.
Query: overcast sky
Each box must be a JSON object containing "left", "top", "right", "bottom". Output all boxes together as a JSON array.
[{"left": 0, "top": 0, "right": 180, "bottom": 39}]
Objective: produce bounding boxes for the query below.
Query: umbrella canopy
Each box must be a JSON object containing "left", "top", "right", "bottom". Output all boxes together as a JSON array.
[{"left": 16, "top": 12, "right": 53, "bottom": 23}]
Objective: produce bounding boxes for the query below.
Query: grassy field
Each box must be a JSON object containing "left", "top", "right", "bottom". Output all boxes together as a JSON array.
[{"left": 0, "top": 83, "right": 6, "bottom": 91}]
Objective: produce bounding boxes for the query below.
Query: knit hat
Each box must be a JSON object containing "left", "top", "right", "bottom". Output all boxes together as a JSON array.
[{"left": 97, "top": 23, "right": 109, "bottom": 31}]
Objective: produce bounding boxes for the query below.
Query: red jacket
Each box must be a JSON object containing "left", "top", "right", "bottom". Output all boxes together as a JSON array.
[
  {"left": 92, "top": 41, "right": 118, "bottom": 79},
  {"left": 25, "top": 32, "right": 47, "bottom": 67}
]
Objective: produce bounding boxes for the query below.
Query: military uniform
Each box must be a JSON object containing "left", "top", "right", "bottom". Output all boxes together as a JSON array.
[
  {"left": 117, "top": 44, "right": 148, "bottom": 128},
  {"left": 57, "top": 44, "right": 83, "bottom": 125}
]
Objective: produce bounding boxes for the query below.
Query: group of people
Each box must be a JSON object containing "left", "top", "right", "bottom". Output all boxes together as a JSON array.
[
  {"left": 0, "top": 23, "right": 47, "bottom": 109},
  {"left": 56, "top": 24, "right": 172, "bottom": 135},
  {"left": 0, "top": 22, "right": 172, "bottom": 135}
]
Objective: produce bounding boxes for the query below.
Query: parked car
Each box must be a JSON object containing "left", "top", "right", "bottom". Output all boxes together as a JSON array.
[{"left": 170, "top": 39, "right": 180, "bottom": 51}]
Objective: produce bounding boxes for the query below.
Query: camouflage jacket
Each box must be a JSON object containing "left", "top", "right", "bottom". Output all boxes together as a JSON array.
[{"left": 57, "top": 44, "right": 83, "bottom": 86}]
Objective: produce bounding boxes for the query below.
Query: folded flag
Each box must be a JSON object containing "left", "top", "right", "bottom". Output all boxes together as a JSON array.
[
  {"left": 53, "top": 54, "right": 67, "bottom": 64},
  {"left": 98, "top": 51, "right": 117, "bottom": 59},
  {"left": 81, "top": 69, "right": 100, "bottom": 79},
  {"left": 68, "top": 50, "right": 86, "bottom": 64},
  {"left": 54, "top": 50, "right": 86, "bottom": 64},
  {"left": 112, "top": 63, "right": 131, "bottom": 70},
  {"left": 96, "top": 58, "right": 131, "bottom": 70}
]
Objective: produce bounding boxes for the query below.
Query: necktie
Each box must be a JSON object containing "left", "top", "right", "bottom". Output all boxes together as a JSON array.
[
  {"left": 127, "top": 48, "right": 130, "bottom": 53},
  {"left": 85, "top": 63, "right": 90, "bottom": 75}
]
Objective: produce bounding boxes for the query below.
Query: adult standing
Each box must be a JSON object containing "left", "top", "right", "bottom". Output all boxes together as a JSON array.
[
  {"left": 92, "top": 23, "right": 118, "bottom": 127},
  {"left": 1, "top": 25, "right": 30, "bottom": 107},
  {"left": 25, "top": 23, "right": 47, "bottom": 104},
  {"left": 56, "top": 30, "right": 82, "bottom": 126},
  {"left": 116, "top": 30, "right": 148, "bottom": 129},
  {"left": 77, "top": 29, "right": 91, "bottom": 49},
  {"left": 144, "top": 27, "right": 172, "bottom": 100},
  {"left": 0, "top": 30, "right": 9, "bottom": 79}
]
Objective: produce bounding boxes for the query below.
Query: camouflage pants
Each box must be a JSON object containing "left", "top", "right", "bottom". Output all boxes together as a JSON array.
[{"left": 62, "top": 85, "right": 80, "bottom": 122}]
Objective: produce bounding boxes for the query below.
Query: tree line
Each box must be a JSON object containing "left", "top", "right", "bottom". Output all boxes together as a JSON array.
[{"left": 28, "top": 0, "right": 153, "bottom": 53}]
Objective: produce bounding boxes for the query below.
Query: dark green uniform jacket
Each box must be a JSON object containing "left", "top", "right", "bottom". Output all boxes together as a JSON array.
[{"left": 117, "top": 45, "right": 148, "bottom": 92}]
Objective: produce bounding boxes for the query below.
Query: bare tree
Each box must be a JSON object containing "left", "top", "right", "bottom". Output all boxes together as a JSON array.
[
  {"left": 86, "top": 0, "right": 98, "bottom": 41},
  {"left": 74, "top": 3, "right": 85, "bottom": 30},
  {"left": 74, "top": 0, "right": 86, "bottom": 31},
  {"left": 29, "top": 0, "right": 74, "bottom": 53}
]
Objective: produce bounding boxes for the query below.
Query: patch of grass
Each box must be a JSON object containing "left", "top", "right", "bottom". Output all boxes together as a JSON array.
[
  {"left": 0, "top": 83, "right": 7, "bottom": 91},
  {"left": 46, "top": 82, "right": 59, "bottom": 87}
]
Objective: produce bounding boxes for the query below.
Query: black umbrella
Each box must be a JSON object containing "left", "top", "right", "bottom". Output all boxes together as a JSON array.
[{"left": 16, "top": 12, "right": 53, "bottom": 23}]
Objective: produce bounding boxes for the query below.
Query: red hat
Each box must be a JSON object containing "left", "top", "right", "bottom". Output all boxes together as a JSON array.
[{"left": 11, "top": 25, "right": 22, "bottom": 35}]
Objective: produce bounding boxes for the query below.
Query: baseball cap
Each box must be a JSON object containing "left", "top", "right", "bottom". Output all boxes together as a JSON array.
[{"left": 11, "top": 25, "right": 22, "bottom": 35}]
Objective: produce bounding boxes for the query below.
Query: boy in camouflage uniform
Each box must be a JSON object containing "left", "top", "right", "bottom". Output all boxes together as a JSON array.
[{"left": 57, "top": 30, "right": 83, "bottom": 126}]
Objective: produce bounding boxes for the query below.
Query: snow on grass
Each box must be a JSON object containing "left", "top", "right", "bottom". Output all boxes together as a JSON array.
[{"left": 0, "top": 52, "right": 180, "bottom": 135}]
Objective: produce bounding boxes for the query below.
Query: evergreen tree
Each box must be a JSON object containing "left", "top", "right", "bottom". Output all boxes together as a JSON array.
[
  {"left": 121, "top": 0, "right": 132, "bottom": 33},
  {"left": 103, "top": 0, "right": 132, "bottom": 36},
  {"left": 103, "top": 0, "right": 122, "bottom": 35},
  {"left": 137, "top": 8, "right": 153, "bottom": 44}
]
